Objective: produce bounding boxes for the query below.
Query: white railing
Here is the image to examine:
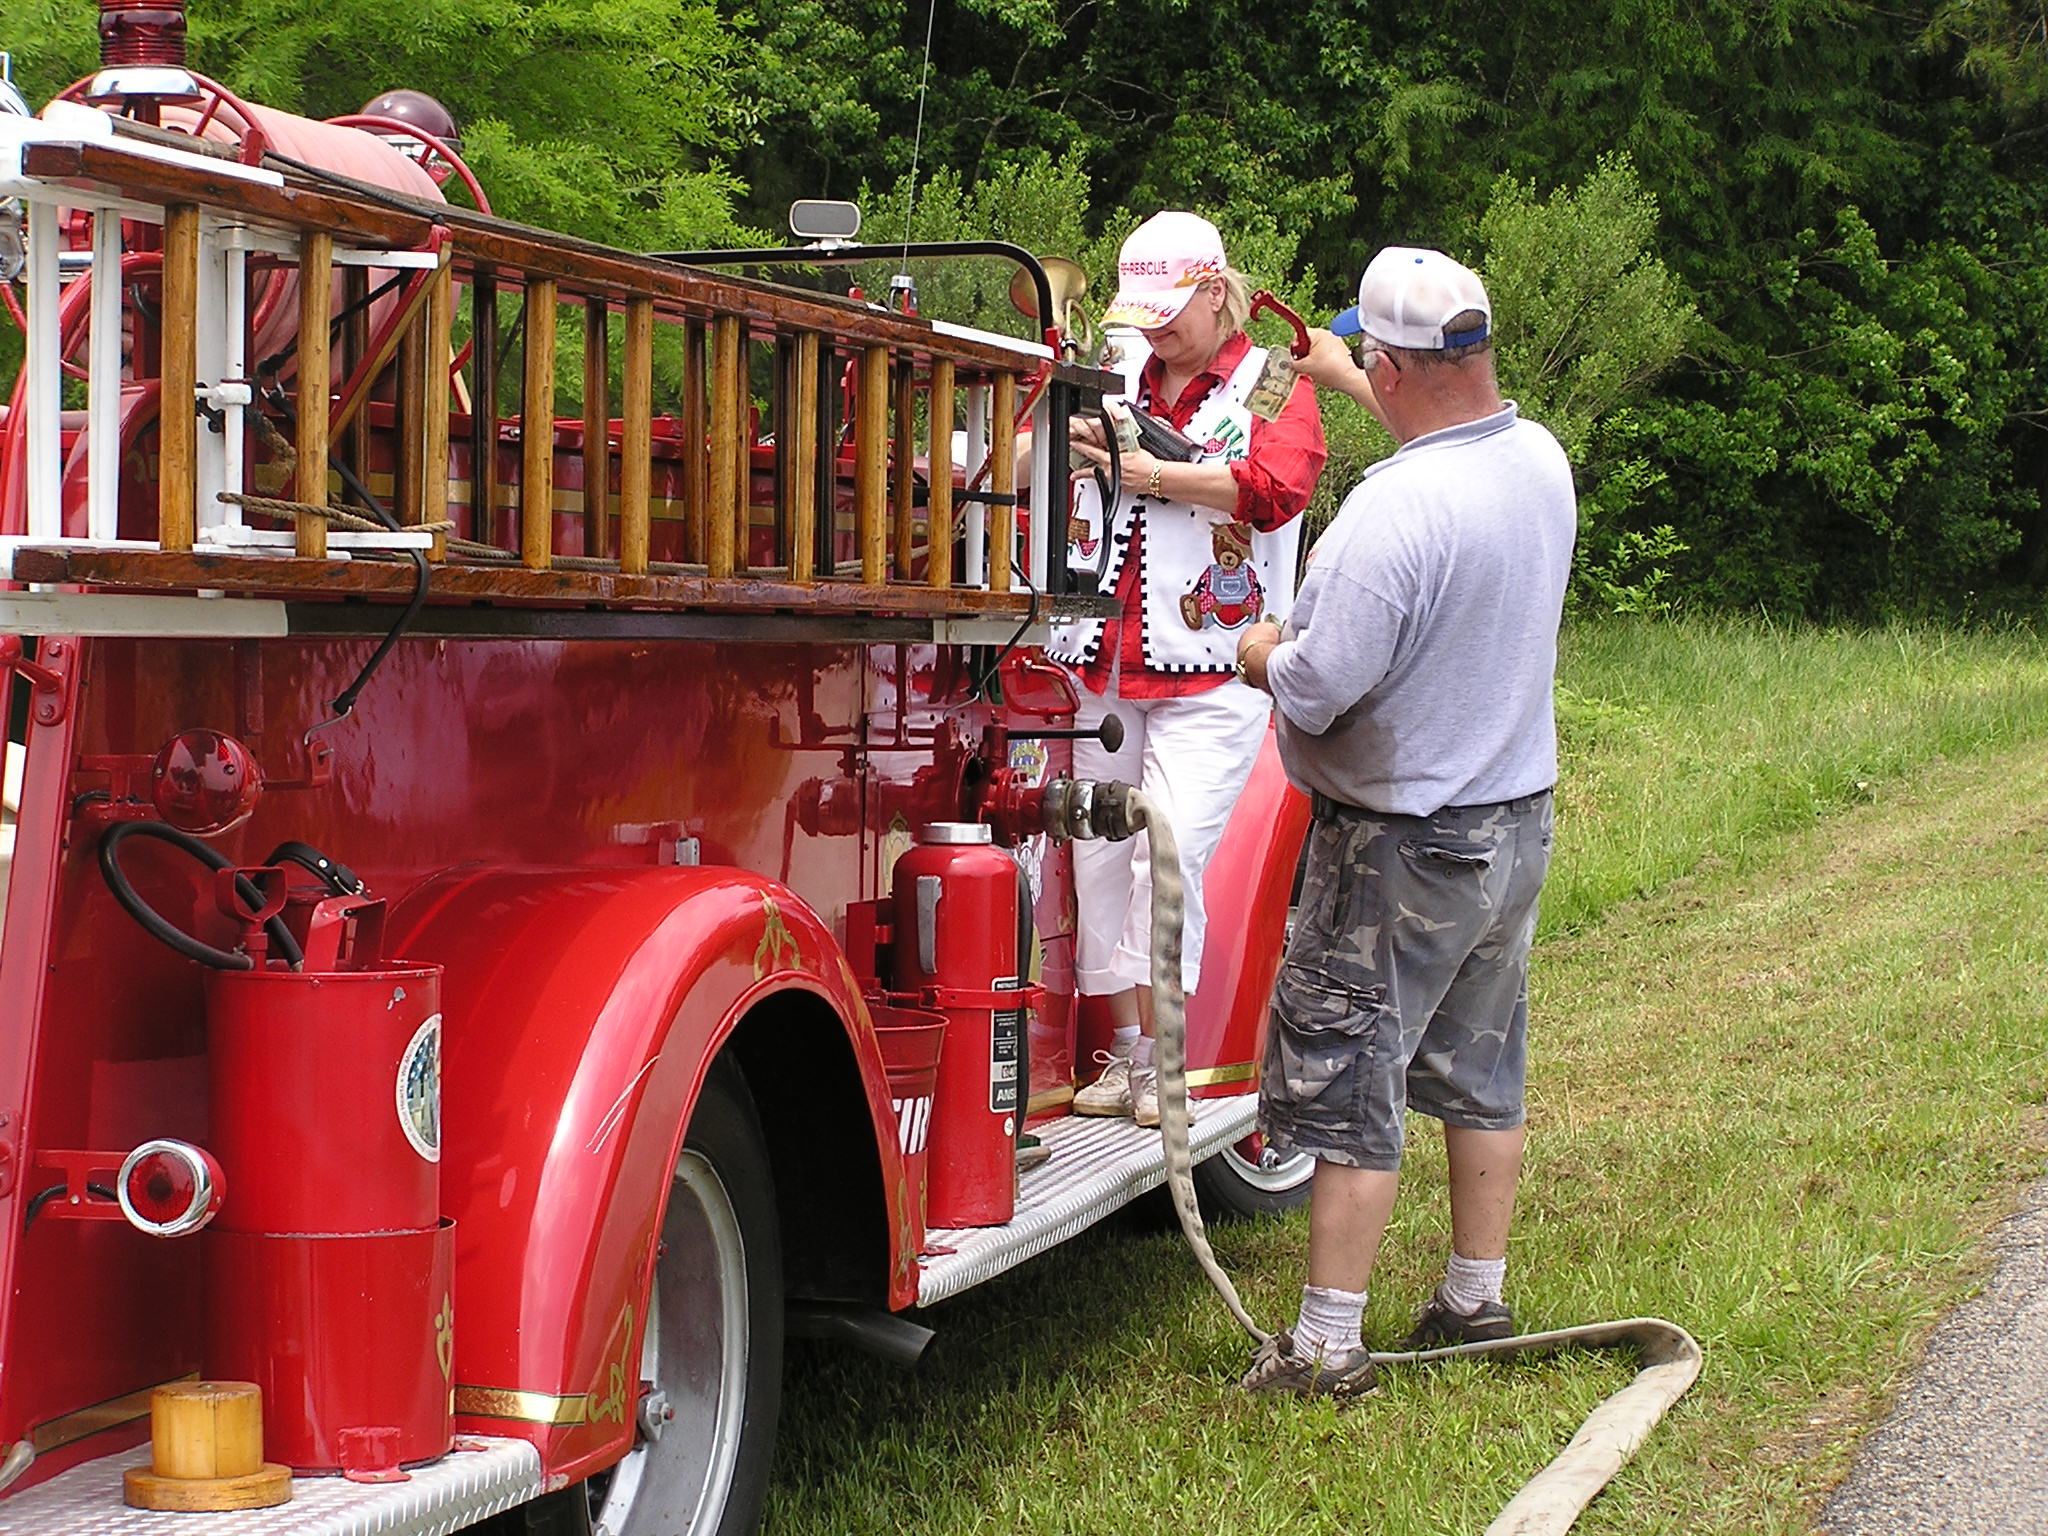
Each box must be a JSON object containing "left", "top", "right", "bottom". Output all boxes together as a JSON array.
[{"left": 2, "top": 107, "right": 437, "bottom": 573}]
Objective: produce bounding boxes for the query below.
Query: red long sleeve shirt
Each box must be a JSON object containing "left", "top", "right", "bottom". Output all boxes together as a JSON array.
[{"left": 1078, "top": 331, "right": 1327, "bottom": 698}]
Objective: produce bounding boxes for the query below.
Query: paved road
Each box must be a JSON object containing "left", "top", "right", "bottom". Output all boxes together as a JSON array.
[{"left": 1818, "top": 1170, "right": 2048, "bottom": 1535}]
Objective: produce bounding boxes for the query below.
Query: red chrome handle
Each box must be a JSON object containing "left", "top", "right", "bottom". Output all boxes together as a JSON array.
[{"left": 1249, "top": 290, "right": 1311, "bottom": 358}]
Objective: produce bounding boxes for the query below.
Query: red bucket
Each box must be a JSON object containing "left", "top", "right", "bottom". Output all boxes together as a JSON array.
[{"left": 871, "top": 1005, "right": 946, "bottom": 1254}]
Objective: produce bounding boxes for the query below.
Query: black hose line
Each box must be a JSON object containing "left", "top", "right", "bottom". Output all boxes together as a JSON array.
[
  {"left": 97, "top": 821, "right": 305, "bottom": 971},
  {"left": 254, "top": 383, "right": 431, "bottom": 725},
  {"left": 263, "top": 840, "right": 366, "bottom": 897}
]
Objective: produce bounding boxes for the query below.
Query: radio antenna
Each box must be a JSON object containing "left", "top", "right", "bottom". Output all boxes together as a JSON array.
[{"left": 891, "top": 0, "right": 940, "bottom": 312}]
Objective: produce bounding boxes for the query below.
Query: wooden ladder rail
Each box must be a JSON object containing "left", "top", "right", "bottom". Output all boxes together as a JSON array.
[
  {"left": 727, "top": 319, "right": 751, "bottom": 575},
  {"left": 681, "top": 319, "right": 708, "bottom": 566},
  {"left": 157, "top": 203, "right": 201, "bottom": 554},
  {"left": 988, "top": 371, "right": 1017, "bottom": 594},
  {"left": 619, "top": 297, "right": 653, "bottom": 575},
  {"left": 396, "top": 294, "right": 424, "bottom": 531},
  {"left": 582, "top": 296, "right": 611, "bottom": 560},
  {"left": 343, "top": 266, "right": 372, "bottom": 499},
  {"left": 892, "top": 355, "right": 918, "bottom": 581},
  {"left": 707, "top": 314, "right": 742, "bottom": 578},
  {"left": 927, "top": 357, "right": 955, "bottom": 590},
  {"left": 520, "top": 277, "right": 558, "bottom": 571},
  {"left": 856, "top": 343, "right": 889, "bottom": 585},
  {"left": 293, "top": 227, "right": 333, "bottom": 558},
  {"left": 789, "top": 331, "right": 821, "bottom": 584},
  {"left": 416, "top": 253, "right": 454, "bottom": 561}
]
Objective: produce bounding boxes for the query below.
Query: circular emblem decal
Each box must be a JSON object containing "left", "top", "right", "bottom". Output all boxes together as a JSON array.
[{"left": 396, "top": 1013, "right": 443, "bottom": 1163}]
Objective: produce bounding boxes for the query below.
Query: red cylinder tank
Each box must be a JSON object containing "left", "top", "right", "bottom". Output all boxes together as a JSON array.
[
  {"left": 205, "top": 1222, "right": 454, "bottom": 1474},
  {"left": 204, "top": 964, "right": 443, "bottom": 1236},
  {"left": 203, "top": 953, "right": 450, "bottom": 1472},
  {"left": 891, "top": 823, "right": 1023, "bottom": 1228}
]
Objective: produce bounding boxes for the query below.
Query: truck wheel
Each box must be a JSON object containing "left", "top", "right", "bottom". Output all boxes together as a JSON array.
[
  {"left": 1193, "top": 1132, "right": 1314, "bottom": 1220},
  {"left": 590, "top": 1061, "right": 783, "bottom": 1536}
]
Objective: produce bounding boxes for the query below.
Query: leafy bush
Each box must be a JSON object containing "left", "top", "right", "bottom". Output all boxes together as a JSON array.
[
  {"left": 1308, "top": 157, "right": 1698, "bottom": 612},
  {"left": 1642, "top": 185, "right": 2048, "bottom": 615}
]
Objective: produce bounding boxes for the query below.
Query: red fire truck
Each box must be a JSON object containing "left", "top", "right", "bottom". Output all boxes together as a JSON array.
[{"left": 0, "top": 7, "right": 1309, "bottom": 1533}]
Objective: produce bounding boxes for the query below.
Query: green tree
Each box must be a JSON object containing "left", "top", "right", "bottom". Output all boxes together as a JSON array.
[
  {"left": 7, "top": 0, "right": 756, "bottom": 249},
  {"left": 1479, "top": 155, "right": 1697, "bottom": 612},
  {"left": 1923, "top": 0, "right": 2048, "bottom": 118}
]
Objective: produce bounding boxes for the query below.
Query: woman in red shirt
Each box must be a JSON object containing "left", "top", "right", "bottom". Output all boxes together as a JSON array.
[{"left": 1049, "top": 211, "right": 1326, "bottom": 1125}]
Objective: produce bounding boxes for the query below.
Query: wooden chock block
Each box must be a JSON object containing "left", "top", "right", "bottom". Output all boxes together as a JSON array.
[{"left": 123, "top": 1381, "right": 292, "bottom": 1512}]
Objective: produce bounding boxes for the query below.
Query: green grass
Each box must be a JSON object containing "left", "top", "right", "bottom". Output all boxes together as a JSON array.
[
  {"left": 1548, "top": 614, "right": 2048, "bottom": 934},
  {"left": 762, "top": 613, "right": 2048, "bottom": 1536}
]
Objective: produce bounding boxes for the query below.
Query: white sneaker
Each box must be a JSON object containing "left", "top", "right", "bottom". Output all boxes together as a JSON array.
[
  {"left": 1131, "top": 1063, "right": 1161, "bottom": 1128},
  {"left": 1073, "top": 1048, "right": 1135, "bottom": 1117}
]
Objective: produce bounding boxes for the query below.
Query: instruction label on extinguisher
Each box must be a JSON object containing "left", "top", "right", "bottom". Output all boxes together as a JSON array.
[{"left": 991, "top": 978, "right": 1023, "bottom": 1116}]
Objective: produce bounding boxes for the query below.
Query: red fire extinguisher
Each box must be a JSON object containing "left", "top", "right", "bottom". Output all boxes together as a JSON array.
[{"left": 890, "top": 822, "right": 1031, "bottom": 1228}]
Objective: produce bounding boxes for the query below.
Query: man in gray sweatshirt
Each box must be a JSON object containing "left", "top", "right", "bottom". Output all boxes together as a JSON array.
[{"left": 1233, "top": 248, "right": 1578, "bottom": 1399}]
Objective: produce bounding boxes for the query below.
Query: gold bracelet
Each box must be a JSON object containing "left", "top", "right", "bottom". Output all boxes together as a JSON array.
[{"left": 1146, "top": 465, "right": 1163, "bottom": 498}]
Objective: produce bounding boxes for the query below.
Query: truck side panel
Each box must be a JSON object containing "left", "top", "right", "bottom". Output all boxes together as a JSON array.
[{"left": 0, "top": 631, "right": 936, "bottom": 1479}]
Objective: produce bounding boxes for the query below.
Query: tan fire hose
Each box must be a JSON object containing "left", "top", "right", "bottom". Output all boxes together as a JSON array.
[{"left": 1121, "top": 786, "right": 1702, "bottom": 1536}]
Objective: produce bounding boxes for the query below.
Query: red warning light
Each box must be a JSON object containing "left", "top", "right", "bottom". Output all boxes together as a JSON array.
[
  {"left": 116, "top": 1140, "right": 224, "bottom": 1237},
  {"left": 149, "top": 730, "right": 262, "bottom": 836}
]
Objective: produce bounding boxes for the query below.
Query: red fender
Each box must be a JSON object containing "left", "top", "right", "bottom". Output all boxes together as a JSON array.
[
  {"left": 1183, "top": 723, "right": 1311, "bottom": 1089},
  {"left": 383, "top": 865, "right": 903, "bottom": 1484}
]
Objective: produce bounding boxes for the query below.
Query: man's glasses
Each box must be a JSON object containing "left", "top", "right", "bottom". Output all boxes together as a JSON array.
[{"left": 1353, "top": 339, "right": 1400, "bottom": 374}]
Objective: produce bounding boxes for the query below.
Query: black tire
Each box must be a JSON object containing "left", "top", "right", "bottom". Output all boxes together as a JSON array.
[
  {"left": 1193, "top": 1132, "right": 1315, "bottom": 1220},
  {"left": 587, "top": 1058, "right": 783, "bottom": 1536}
]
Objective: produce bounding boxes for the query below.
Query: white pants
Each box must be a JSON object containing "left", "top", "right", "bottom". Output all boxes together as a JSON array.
[{"left": 1071, "top": 680, "right": 1272, "bottom": 996}]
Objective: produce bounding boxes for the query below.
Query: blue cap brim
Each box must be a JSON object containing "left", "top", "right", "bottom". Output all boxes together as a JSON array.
[{"left": 1329, "top": 305, "right": 1363, "bottom": 338}]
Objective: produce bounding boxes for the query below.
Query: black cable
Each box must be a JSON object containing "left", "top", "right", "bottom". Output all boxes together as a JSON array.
[
  {"left": 327, "top": 545, "right": 430, "bottom": 719},
  {"left": 252, "top": 269, "right": 407, "bottom": 381},
  {"left": 1094, "top": 408, "right": 1123, "bottom": 590},
  {"left": 255, "top": 384, "right": 432, "bottom": 722},
  {"left": 97, "top": 821, "right": 304, "bottom": 971},
  {"left": 23, "top": 1183, "right": 118, "bottom": 1231},
  {"left": 259, "top": 149, "right": 454, "bottom": 227},
  {"left": 970, "top": 556, "right": 1041, "bottom": 700}
]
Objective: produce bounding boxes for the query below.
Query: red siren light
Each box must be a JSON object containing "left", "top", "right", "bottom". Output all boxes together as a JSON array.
[
  {"left": 149, "top": 730, "right": 263, "bottom": 835},
  {"left": 117, "top": 1139, "right": 224, "bottom": 1237},
  {"left": 90, "top": 0, "right": 202, "bottom": 103},
  {"left": 97, "top": 0, "right": 188, "bottom": 69}
]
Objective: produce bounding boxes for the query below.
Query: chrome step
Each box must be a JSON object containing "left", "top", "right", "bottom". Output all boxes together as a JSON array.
[
  {"left": 915, "top": 1091, "right": 1256, "bottom": 1305},
  {"left": 0, "top": 1435, "right": 541, "bottom": 1536}
]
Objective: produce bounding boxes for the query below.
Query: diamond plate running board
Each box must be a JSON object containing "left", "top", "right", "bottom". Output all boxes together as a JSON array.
[
  {"left": 0, "top": 1435, "right": 542, "bottom": 1536},
  {"left": 915, "top": 1091, "right": 1257, "bottom": 1306}
]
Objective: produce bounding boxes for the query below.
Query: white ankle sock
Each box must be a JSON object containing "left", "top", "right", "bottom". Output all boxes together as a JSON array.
[
  {"left": 1109, "top": 1025, "right": 1140, "bottom": 1059},
  {"left": 1442, "top": 1253, "right": 1507, "bottom": 1315},
  {"left": 1294, "top": 1285, "right": 1365, "bottom": 1355},
  {"left": 1128, "top": 1032, "right": 1154, "bottom": 1068}
]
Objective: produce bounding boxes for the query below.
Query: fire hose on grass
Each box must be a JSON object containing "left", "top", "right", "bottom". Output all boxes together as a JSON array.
[{"left": 1117, "top": 784, "right": 1703, "bottom": 1536}]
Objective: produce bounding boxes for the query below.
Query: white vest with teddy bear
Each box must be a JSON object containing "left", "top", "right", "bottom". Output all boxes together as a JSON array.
[{"left": 1047, "top": 344, "right": 1302, "bottom": 674}]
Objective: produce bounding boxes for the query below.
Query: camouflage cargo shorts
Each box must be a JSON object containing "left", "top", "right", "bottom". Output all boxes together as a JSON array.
[{"left": 1259, "top": 790, "right": 1553, "bottom": 1171}]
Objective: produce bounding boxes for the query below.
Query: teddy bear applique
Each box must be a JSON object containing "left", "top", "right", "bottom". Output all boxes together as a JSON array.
[{"left": 1179, "top": 521, "right": 1264, "bottom": 630}]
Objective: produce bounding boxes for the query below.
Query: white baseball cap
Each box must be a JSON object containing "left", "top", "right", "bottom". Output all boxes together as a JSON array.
[
  {"left": 1099, "top": 211, "right": 1228, "bottom": 330},
  {"left": 1330, "top": 246, "right": 1491, "bottom": 350}
]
